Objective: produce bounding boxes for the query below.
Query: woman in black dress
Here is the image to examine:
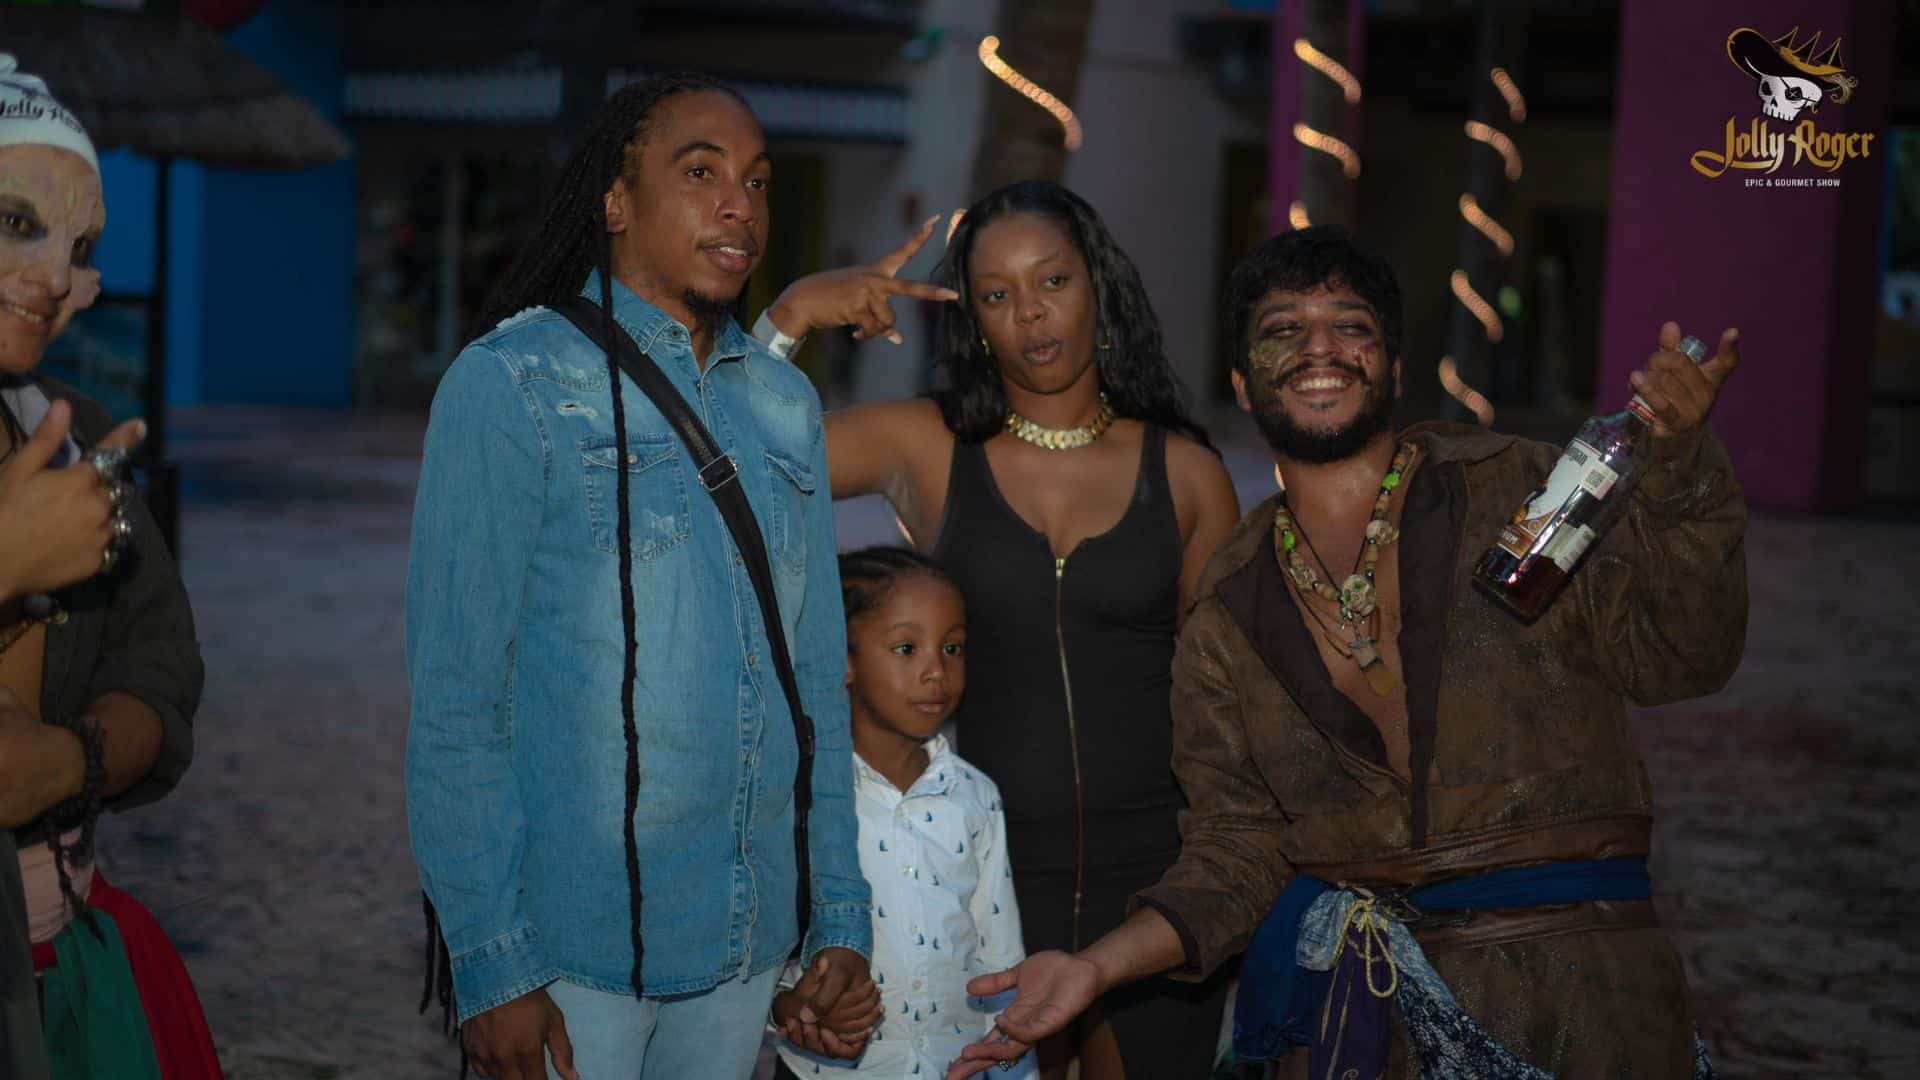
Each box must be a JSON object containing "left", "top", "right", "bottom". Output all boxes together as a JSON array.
[{"left": 762, "top": 181, "right": 1241, "bottom": 1079}]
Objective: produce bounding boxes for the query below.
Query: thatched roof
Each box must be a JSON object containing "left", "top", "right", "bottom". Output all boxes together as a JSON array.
[{"left": 0, "top": 7, "right": 350, "bottom": 169}]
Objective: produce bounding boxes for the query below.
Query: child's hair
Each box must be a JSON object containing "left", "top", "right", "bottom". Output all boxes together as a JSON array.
[{"left": 839, "top": 546, "right": 960, "bottom": 628}]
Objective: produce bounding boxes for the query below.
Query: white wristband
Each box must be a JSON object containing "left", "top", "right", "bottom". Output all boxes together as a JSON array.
[{"left": 752, "top": 310, "right": 805, "bottom": 360}]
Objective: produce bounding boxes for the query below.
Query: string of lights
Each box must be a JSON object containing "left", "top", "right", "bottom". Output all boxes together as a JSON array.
[
  {"left": 1450, "top": 269, "right": 1504, "bottom": 342},
  {"left": 978, "top": 35, "right": 1083, "bottom": 151},
  {"left": 1458, "top": 193, "right": 1514, "bottom": 256},
  {"left": 1292, "top": 122, "right": 1361, "bottom": 179},
  {"left": 1491, "top": 66, "right": 1527, "bottom": 122},
  {"left": 1287, "top": 33, "right": 1362, "bottom": 227},
  {"left": 1441, "top": 68, "right": 1528, "bottom": 424},
  {"left": 1294, "top": 38, "right": 1362, "bottom": 104},
  {"left": 1437, "top": 355, "right": 1495, "bottom": 425},
  {"left": 1464, "top": 120, "right": 1523, "bottom": 180}
]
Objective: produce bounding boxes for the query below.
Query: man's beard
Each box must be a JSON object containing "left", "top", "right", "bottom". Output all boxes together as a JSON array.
[
  {"left": 681, "top": 287, "right": 737, "bottom": 336},
  {"left": 1248, "top": 362, "right": 1396, "bottom": 464}
]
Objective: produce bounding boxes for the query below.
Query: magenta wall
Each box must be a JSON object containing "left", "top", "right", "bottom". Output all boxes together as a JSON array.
[
  {"left": 1265, "top": 0, "right": 1304, "bottom": 233},
  {"left": 1264, "top": 0, "right": 1364, "bottom": 235},
  {"left": 1598, "top": 1, "right": 1893, "bottom": 510}
]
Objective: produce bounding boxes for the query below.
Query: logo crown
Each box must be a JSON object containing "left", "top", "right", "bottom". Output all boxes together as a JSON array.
[{"left": 1770, "top": 26, "right": 1846, "bottom": 72}]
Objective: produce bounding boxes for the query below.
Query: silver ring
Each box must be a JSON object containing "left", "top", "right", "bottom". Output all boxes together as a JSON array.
[
  {"left": 107, "top": 480, "right": 136, "bottom": 510},
  {"left": 1677, "top": 335, "right": 1707, "bottom": 363},
  {"left": 109, "top": 513, "right": 136, "bottom": 547},
  {"left": 85, "top": 446, "right": 129, "bottom": 483},
  {"left": 998, "top": 1060, "right": 1019, "bottom": 1072},
  {"left": 99, "top": 547, "right": 119, "bottom": 575}
]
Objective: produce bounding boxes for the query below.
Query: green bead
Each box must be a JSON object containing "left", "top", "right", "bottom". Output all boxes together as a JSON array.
[
  {"left": 1282, "top": 529, "right": 1296, "bottom": 551},
  {"left": 1383, "top": 471, "right": 1401, "bottom": 490}
]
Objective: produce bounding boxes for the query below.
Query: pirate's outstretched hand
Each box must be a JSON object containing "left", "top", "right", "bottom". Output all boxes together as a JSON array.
[{"left": 1630, "top": 322, "right": 1741, "bottom": 439}]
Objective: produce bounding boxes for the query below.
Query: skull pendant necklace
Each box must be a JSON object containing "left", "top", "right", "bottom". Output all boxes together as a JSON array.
[{"left": 1274, "top": 441, "right": 1416, "bottom": 696}]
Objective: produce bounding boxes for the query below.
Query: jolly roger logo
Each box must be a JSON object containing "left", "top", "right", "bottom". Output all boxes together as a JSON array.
[{"left": 1689, "top": 26, "right": 1877, "bottom": 179}]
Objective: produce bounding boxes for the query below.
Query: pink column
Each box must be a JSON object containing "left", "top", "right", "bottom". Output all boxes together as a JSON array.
[
  {"left": 1264, "top": 1, "right": 1365, "bottom": 235},
  {"left": 1597, "top": 1, "right": 1893, "bottom": 510},
  {"left": 1264, "top": 0, "right": 1305, "bottom": 234}
]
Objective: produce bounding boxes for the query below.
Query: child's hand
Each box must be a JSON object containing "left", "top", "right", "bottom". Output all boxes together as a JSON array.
[
  {"left": 774, "top": 955, "right": 882, "bottom": 1060},
  {"left": 818, "top": 976, "right": 882, "bottom": 1036}
]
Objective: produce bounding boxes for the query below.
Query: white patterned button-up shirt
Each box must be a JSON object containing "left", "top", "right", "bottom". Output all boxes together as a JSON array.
[{"left": 778, "top": 736, "right": 1035, "bottom": 1078}]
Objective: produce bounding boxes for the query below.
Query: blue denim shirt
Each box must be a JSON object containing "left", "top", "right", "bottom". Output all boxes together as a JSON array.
[{"left": 405, "top": 275, "right": 870, "bottom": 1022}]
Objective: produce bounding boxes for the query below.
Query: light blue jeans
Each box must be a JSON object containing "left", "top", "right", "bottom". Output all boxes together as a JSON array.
[{"left": 544, "top": 966, "right": 783, "bottom": 1080}]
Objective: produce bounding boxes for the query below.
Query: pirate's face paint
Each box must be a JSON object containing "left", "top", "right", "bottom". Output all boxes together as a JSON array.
[
  {"left": 0, "top": 144, "right": 103, "bottom": 374},
  {"left": 1235, "top": 283, "right": 1397, "bottom": 464}
]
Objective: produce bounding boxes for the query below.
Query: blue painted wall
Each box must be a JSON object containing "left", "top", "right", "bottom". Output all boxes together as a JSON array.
[
  {"left": 91, "top": 0, "right": 354, "bottom": 407},
  {"left": 199, "top": 0, "right": 354, "bottom": 405},
  {"left": 94, "top": 151, "right": 204, "bottom": 405}
]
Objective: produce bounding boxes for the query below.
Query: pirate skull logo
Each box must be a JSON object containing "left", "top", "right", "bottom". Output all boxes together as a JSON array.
[
  {"left": 1757, "top": 74, "right": 1823, "bottom": 121},
  {"left": 1725, "top": 26, "right": 1857, "bottom": 121}
]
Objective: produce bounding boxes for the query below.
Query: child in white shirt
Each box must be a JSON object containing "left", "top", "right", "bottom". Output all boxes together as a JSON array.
[{"left": 771, "top": 547, "right": 1034, "bottom": 1078}]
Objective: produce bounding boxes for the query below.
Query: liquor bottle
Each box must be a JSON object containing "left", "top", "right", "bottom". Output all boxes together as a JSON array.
[{"left": 1473, "top": 336, "right": 1708, "bottom": 621}]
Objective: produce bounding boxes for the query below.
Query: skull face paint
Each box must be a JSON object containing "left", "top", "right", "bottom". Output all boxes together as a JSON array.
[
  {"left": 1758, "top": 74, "right": 1823, "bottom": 121},
  {"left": 0, "top": 143, "right": 104, "bottom": 374},
  {"left": 1236, "top": 284, "right": 1398, "bottom": 464}
]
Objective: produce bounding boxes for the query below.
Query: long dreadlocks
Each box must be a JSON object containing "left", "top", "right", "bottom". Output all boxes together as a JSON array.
[{"left": 422, "top": 74, "right": 750, "bottom": 1057}]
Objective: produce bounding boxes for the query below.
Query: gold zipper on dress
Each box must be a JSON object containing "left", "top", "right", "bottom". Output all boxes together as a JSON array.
[{"left": 1055, "top": 554, "right": 1087, "bottom": 949}]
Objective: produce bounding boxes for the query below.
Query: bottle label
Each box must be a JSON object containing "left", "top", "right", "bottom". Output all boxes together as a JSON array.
[
  {"left": 1495, "top": 439, "right": 1613, "bottom": 559},
  {"left": 1542, "top": 522, "right": 1597, "bottom": 572}
]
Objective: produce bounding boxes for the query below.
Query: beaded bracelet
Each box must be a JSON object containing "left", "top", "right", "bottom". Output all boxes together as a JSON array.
[{"left": 46, "top": 716, "right": 105, "bottom": 836}]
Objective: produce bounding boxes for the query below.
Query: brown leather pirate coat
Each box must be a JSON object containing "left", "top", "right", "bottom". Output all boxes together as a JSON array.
[{"left": 1133, "top": 420, "right": 1747, "bottom": 1078}]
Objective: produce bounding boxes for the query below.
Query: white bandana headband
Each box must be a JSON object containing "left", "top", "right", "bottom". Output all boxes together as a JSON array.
[{"left": 0, "top": 53, "right": 98, "bottom": 175}]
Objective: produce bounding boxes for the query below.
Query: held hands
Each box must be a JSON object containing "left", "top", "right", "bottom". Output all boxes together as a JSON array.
[
  {"left": 0, "top": 400, "right": 146, "bottom": 602},
  {"left": 766, "top": 216, "right": 959, "bottom": 345},
  {"left": 461, "top": 987, "right": 576, "bottom": 1080},
  {"left": 945, "top": 950, "right": 1102, "bottom": 1079},
  {"left": 1631, "top": 322, "right": 1741, "bottom": 439},
  {"left": 772, "top": 948, "right": 884, "bottom": 1060}
]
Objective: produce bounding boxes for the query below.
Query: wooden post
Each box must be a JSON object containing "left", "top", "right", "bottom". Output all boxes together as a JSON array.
[
  {"left": 145, "top": 155, "right": 180, "bottom": 555},
  {"left": 967, "top": 0, "right": 1096, "bottom": 198}
]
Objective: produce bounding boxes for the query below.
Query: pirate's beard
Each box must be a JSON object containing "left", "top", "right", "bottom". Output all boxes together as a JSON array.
[{"left": 1245, "top": 359, "right": 1397, "bottom": 465}]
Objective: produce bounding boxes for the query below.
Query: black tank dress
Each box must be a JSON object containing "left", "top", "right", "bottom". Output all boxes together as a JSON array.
[{"left": 933, "top": 424, "right": 1228, "bottom": 1076}]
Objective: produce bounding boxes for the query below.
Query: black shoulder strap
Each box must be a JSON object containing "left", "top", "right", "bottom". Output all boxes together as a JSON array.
[{"left": 551, "top": 295, "right": 815, "bottom": 945}]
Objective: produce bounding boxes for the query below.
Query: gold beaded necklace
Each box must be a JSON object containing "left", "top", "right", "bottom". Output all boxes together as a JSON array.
[
  {"left": 1272, "top": 440, "right": 1416, "bottom": 696},
  {"left": 1003, "top": 393, "right": 1115, "bottom": 451}
]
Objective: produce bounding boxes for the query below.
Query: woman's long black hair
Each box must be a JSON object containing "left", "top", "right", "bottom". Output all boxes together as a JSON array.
[
  {"left": 927, "top": 180, "right": 1212, "bottom": 450},
  {"left": 421, "top": 75, "right": 750, "bottom": 1055}
]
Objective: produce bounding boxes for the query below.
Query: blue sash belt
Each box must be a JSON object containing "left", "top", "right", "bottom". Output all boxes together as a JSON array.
[{"left": 1233, "top": 856, "right": 1651, "bottom": 1061}]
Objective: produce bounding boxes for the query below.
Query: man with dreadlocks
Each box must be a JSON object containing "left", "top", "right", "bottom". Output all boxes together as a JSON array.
[{"left": 407, "top": 74, "right": 886, "bottom": 1080}]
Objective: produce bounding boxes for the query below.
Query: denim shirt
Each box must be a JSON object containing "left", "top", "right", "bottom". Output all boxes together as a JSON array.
[{"left": 405, "top": 275, "right": 870, "bottom": 1023}]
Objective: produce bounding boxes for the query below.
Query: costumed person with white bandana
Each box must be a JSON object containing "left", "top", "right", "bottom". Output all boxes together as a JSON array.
[{"left": 0, "top": 53, "right": 221, "bottom": 1079}]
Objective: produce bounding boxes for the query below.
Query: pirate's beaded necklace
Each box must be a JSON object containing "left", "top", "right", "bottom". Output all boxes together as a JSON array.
[{"left": 1272, "top": 440, "right": 1417, "bottom": 696}]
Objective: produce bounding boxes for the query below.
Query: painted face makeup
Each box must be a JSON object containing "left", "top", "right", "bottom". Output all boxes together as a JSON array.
[
  {"left": 1240, "top": 284, "right": 1397, "bottom": 464},
  {"left": 0, "top": 143, "right": 104, "bottom": 374}
]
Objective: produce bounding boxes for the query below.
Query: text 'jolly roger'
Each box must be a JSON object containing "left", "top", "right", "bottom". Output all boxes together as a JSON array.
[{"left": 1689, "top": 25, "right": 1875, "bottom": 180}]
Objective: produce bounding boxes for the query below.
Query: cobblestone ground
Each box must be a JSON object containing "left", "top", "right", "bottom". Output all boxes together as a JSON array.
[{"left": 98, "top": 407, "right": 1917, "bottom": 1079}]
